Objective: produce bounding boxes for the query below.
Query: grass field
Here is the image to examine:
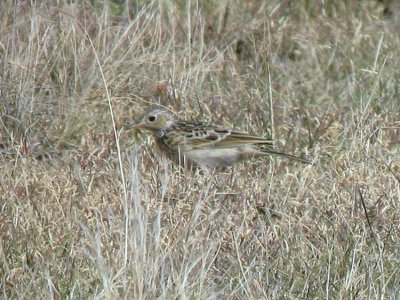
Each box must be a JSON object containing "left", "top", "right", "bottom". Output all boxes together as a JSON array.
[{"left": 1, "top": 0, "right": 400, "bottom": 298}]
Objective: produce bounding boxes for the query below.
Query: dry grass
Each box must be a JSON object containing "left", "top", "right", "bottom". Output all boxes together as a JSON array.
[{"left": 1, "top": 0, "right": 400, "bottom": 298}]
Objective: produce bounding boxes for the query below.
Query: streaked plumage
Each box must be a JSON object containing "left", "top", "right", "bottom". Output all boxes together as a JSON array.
[{"left": 133, "top": 108, "right": 309, "bottom": 169}]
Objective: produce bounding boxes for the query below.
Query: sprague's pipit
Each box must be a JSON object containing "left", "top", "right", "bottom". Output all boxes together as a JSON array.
[{"left": 133, "top": 108, "right": 310, "bottom": 169}]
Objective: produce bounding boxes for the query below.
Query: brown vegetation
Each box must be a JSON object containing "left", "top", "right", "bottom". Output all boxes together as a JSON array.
[{"left": 1, "top": 0, "right": 399, "bottom": 298}]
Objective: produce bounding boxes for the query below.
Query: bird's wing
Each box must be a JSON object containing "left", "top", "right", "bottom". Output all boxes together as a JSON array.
[
  {"left": 174, "top": 121, "right": 273, "bottom": 149},
  {"left": 220, "top": 130, "right": 274, "bottom": 147}
]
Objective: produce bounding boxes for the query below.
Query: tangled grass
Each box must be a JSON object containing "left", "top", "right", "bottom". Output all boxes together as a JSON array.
[{"left": 1, "top": 0, "right": 400, "bottom": 298}]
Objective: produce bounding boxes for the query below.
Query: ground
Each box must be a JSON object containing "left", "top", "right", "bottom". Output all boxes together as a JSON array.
[{"left": 1, "top": 0, "right": 400, "bottom": 299}]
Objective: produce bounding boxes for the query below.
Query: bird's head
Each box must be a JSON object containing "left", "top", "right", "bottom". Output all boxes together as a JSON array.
[{"left": 133, "top": 108, "right": 176, "bottom": 132}]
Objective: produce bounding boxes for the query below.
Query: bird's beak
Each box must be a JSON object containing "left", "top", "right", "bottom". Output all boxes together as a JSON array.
[{"left": 132, "top": 123, "right": 145, "bottom": 129}]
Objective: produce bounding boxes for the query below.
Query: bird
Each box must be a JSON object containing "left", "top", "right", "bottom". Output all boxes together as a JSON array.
[{"left": 133, "top": 108, "right": 310, "bottom": 169}]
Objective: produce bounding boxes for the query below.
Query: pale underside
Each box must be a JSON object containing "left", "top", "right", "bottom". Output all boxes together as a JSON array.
[{"left": 182, "top": 146, "right": 263, "bottom": 168}]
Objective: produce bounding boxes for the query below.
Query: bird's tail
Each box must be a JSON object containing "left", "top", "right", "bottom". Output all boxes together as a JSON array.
[{"left": 261, "top": 149, "right": 312, "bottom": 164}]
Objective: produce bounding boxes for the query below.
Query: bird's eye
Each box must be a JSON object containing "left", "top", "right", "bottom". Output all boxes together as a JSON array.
[{"left": 148, "top": 116, "right": 156, "bottom": 122}]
